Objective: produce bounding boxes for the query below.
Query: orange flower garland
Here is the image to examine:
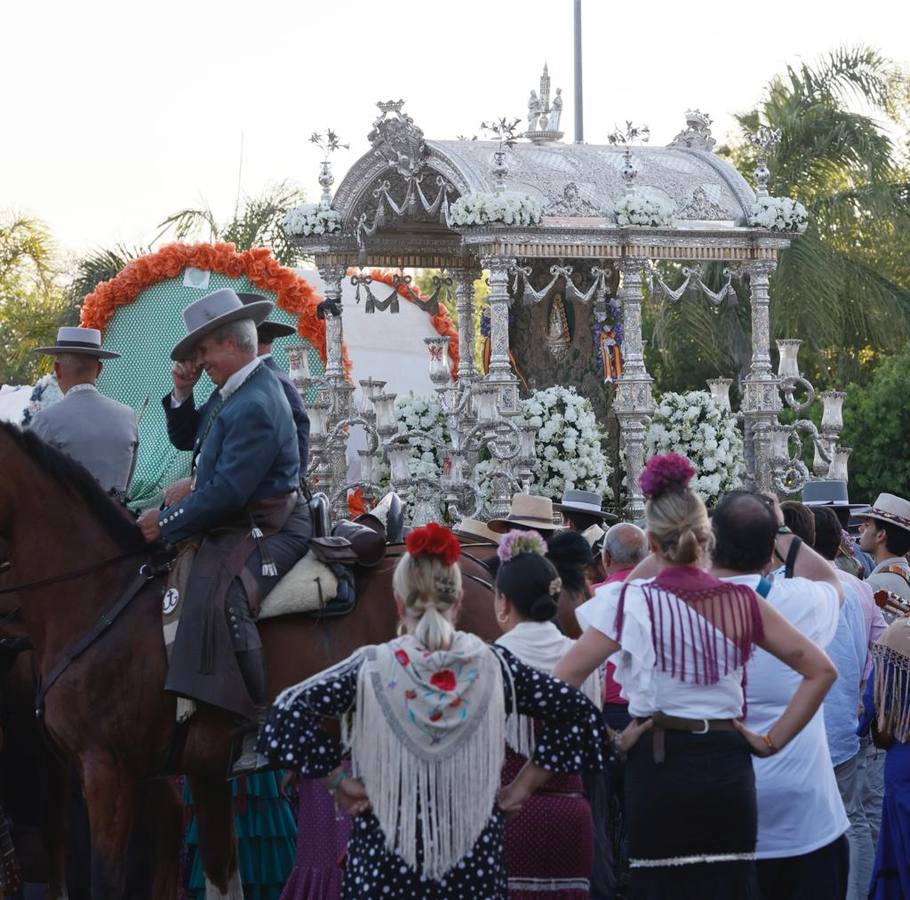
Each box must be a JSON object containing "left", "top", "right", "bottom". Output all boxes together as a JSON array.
[
  {"left": 80, "top": 242, "right": 353, "bottom": 379},
  {"left": 355, "top": 269, "right": 460, "bottom": 379}
]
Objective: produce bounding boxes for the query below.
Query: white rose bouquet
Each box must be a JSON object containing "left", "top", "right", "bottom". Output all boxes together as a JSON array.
[
  {"left": 282, "top": 203, "right": 343, "bottom": 237},
  {"left": 450, "top": 191, "right": 543, "bottom": 227},
  {"left": 748, "top": 196, "right": 808, "bottom": 233},
  {"left": 515, "top": 385, "right": 612, "bottom": 500},
  {"left": 646, "top": 390, "right": 744, "bottom": 505},
  {"left": 614, "top": 194, "right": 675, "bottom": 227}
]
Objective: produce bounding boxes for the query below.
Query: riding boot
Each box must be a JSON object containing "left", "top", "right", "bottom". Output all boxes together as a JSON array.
[{"left": 231, "top": 648, "right": 271, "bottom": 777}]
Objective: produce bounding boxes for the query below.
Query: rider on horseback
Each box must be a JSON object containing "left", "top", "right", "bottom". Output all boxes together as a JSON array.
[{"left": 137, "top": 288, "right": 312, "bottom": 775}]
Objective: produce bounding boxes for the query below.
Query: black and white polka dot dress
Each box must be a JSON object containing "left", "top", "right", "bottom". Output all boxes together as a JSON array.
[{"left": 259, "top": 645, "right": 606, "bottom": 899}]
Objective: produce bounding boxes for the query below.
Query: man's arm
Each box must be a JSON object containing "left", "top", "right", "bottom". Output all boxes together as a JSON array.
[
  {"left": 158, "top": 401, "right": 280, "bottom": 543},
  {"left": 162, "top": 393, "right": 201, "bottom": 451}
]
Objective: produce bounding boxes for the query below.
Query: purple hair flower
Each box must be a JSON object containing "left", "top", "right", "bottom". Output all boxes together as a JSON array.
[
  {"left": 640, "top": 452, "right": 696, "bottom": 499},
  {"left": 497, "top": 529, "right": 548, "bottom": 563}
]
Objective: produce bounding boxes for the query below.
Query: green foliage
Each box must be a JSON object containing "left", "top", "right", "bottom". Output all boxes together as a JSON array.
[
  {"left": 158, "top": 181, "right": 306, "bottom": 267},
  {"left": 650, "top": 46, "right": 910, "bottom": 393},
  {"left": 841, "top": 342, "right": 910, "bottom": 500},
  {"left": 0, "top": 214, "right": 78, "bottom": 385},
  {"left": 69, "top": 244, "right": 148, "bottom": 304}
]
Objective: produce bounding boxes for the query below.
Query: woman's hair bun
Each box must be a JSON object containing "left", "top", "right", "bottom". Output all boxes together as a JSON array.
[{"left": 528, "top": 592, "right": 559, "bottom": 622}]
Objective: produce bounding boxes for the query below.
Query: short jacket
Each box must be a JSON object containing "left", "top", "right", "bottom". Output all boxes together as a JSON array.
[
  {"left": 158, "top": 362, "right": 299, "bottom": 543},
  {"left": 28, "top": 385, "right": 138, "bottom": 494}
]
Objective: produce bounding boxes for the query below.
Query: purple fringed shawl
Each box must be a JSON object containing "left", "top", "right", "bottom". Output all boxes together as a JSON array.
[{"left": 615, "top": 566, "right": 765, "bottom": 686}]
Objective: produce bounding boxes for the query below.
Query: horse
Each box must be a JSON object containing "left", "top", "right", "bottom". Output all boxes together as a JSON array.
[{"left": 0, "top": 421, "right": 498, "bottom": 898}]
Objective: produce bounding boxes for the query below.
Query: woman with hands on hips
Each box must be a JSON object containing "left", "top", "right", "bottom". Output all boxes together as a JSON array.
[
  {"left": 258, "top": 523, "right": 607, "bottom": 900},
  {"left": 552, "top": 453, "right": 837, "bottom": 900}
]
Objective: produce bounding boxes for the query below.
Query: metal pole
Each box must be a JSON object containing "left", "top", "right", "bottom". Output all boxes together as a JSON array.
[{"left": 574, "top": 0, "right": 583, "bottom": 143}]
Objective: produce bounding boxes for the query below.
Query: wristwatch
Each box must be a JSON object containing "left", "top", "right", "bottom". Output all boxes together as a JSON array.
[{"left": 776, "top": 526, "right": 792, "bottom": 535}]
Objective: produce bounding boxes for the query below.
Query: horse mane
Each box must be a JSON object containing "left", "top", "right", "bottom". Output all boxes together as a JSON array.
[{"left": 0, "top": 421, "right": 146, "bottom": 553}]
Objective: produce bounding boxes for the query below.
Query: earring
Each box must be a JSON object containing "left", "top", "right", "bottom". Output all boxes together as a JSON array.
[{"left": 496, "top": 611, "right": 509, "bottom": 624}]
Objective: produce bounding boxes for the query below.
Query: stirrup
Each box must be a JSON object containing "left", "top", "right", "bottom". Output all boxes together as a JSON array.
[{"left": 230, "top": 729, "right": 270, "bottom": 777}]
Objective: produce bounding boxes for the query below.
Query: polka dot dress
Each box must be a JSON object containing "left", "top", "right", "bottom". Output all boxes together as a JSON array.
[{"left": 259, "top": 646, "right": 607, "bottom": 899}]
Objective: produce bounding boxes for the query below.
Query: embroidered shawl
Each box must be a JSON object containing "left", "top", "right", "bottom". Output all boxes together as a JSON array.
[{"left": 345, "top": 632, "right": 506, "bottom": 880}]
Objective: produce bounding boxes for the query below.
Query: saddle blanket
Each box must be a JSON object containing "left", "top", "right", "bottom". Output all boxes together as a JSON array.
[{"left": 258, "top": 552, "right": 339, "bottom": 620}]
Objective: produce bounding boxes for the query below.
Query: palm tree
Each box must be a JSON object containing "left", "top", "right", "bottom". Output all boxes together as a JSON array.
[
  {"left": 647, "top": 46, "right": 910, "bottom": 392},
  {"left": 158, "top": 181, "right": 305, "bottom": 267}
]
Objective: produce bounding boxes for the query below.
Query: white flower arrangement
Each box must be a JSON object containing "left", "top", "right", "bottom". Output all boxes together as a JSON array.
[
  {"left": 516, "top": 385, "right": 612, "bottom": 500},
  {"left": 282, "top": 202, "right": 342, "bottom": 237},
  {"left": 614, "top": 194, "right": 675, "bottom": 227},
  {"left": 449, "top": 191, "right": 543, "bottom": 227},
  {"left": 21, "top": 373, "right": 63, "bottom": 426},
  {"left": 748, "top": 195, "right": 808, "bottom": 233},
  {"left": 646, "top": 390, "right": 744, "bottom": 505}
]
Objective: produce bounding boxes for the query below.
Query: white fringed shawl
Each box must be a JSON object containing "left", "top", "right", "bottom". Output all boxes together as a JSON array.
[
  {"left": 496, "top": 620, "right": 602, "bottom": 758},
  {"left": 344, "top": 632, "right": 506, "bottom": 881},
  {"left": 873, "top": 618, "right": 910, "bottom": 743}
]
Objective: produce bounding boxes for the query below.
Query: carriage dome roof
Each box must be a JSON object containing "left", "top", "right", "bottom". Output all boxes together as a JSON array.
[{"left": 425, "top": 138, "right": 755, "bottom": 224}]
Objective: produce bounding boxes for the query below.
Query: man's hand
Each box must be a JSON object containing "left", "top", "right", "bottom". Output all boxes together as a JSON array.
[
  {"left": 137, "top": 508, "right": 161, "bottom": 543},
  {"left": 164, "top": 477, "right": 192, "bottom": 506},
  {"left": 171, "top": 360, "right": 202, "bottom": 404}
]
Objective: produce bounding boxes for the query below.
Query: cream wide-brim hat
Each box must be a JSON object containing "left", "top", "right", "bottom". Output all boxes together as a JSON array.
[
  {"left": 855, "top": 492, "right": 910, "bottom": 533},
  {"left": 453, "top": 518, "right": 501, "bottom": 544},
  {"left": 487, "top": 494, "right": 557, "bottom": 534}
]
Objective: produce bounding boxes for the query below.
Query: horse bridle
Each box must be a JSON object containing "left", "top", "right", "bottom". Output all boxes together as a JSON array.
[{"left": 0, "top": 548, "right": 151, "bottom": 596}]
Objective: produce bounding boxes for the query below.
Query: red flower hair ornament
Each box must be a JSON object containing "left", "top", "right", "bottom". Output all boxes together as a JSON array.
[
  {"left": 640, "top": 452, "right": 696, "bottom": 499},
  {"left": 405, "top": 523, "right": 462, "bottom": 567}
]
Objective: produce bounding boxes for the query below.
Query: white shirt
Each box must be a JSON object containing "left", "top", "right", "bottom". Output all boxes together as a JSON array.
[
  {"left": 722, "top": 574, "right": 846, "bottom": 859},
  {"left": 220, "top": 357, "right": 261, "bottom": 400},
  {"left": 576, "top": 579, "right": 747, "bottom": 720}
]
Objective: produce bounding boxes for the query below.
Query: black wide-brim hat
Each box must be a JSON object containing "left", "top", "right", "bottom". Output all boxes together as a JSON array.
[{"left": 238, "top": 293, "right": 296, "bottom": 342}]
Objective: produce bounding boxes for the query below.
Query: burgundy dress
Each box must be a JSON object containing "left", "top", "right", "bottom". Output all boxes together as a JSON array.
[{"left": 502, "top": 749, "right": 594, "bottom": 898}]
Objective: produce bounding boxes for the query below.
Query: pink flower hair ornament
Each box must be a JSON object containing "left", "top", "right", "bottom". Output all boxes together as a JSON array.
[
  {"left": 497, "top": 529, "right": 548, "bottom": 564},
  {"left": 639, "top": 452, "right": 696, "bottom": 499}
]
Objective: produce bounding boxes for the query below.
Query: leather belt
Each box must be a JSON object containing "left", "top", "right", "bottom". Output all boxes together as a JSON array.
[{"left": 645, "top": 712, "right": 738, "bottom": 764}]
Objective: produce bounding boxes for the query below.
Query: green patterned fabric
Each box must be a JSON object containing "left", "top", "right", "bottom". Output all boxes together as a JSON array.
[{"left": 94, "top": 270, "right": 323, "bottom": 508}]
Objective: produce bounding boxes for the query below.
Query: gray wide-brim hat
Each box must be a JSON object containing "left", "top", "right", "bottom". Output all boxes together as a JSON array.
[
  {"left": 171, "top": 288, "right": 273, "bottom": 360},
  {"left": 34, "top": 326, "right": 120, "bottom": 359},
  {"left": 554, "top": 488, "right": 618, "bottom": 523},
  {"left": 238, "top": 292, "right": 296, "bottom": 342}
]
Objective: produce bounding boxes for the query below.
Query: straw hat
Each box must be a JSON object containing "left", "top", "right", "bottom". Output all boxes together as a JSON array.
[
  {"left": 453, "top": 518, "right": 500, "bottom": 544},
  {"left": 487, "top": 494, "right": 557, "bottom": 534},
  {"left": 34, "top": 326, "right": 120, "bottom": 359},
  {"left": 856, "top": 493, "right": 910, "bottom": 533},
  {"left": 171, "top": 288, "right": 273, "bottom": 360}
]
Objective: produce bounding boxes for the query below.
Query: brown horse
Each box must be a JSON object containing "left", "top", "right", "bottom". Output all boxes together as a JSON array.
[{"left": 0, "top": 422, "right": 497, "bottom": 897}]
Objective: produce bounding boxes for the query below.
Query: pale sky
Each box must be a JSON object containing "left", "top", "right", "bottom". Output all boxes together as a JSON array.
[{"left": 3, "top": 0, "right": 907, "bottom": 255}]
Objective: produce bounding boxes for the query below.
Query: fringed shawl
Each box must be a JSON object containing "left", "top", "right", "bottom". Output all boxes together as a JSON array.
[
  {"left": 344, "top": 632, "right": 506, "bottom": 881},
  {"left": 496, "top": 621, "right": 602, "bottom": 758},
  {"left": 873, "top": 618, "right": 910, "bottom": 743},
  {"left": 616, "top": 566, "right": 765, "bottom": 686}
]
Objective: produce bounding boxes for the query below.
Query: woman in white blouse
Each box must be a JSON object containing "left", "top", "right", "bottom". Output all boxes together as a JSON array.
[{"left": 550, "top": 453, "right": 837, "bottom": 900}]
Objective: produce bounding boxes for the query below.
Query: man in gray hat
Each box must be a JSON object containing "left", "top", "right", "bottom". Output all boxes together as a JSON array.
[
  {"left": 136, "top": 288, "right": 311, "bottom": 774},
  {"left": 28, "top": 326, "right": 138, "bottom": 496}
]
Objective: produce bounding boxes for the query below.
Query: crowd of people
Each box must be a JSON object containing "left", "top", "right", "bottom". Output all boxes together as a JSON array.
[{"left": 10, "top": 289, "right": 910, "bottom": 899}]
